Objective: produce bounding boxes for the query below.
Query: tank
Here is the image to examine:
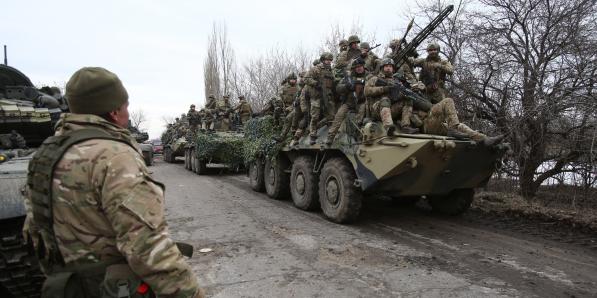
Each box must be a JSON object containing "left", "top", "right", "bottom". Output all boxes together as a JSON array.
[
  {"left": 246, "top": 114, "right": 508, "bottom": 223},
  {"left": 0, "top": 64, "right": 65, "bottom": 297},
  {"left": 128, "top": 121, "right": 153, "bottom": 166}
]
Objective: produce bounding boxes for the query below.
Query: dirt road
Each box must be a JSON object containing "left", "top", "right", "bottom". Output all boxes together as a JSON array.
[{"left": 155, "top": 159, "right": 597, "bottom": 297}]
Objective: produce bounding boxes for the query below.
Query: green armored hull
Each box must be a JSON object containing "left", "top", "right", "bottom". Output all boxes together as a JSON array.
[
  {"left": 246, "top": 115, "right": 508, "bottom": 223},
  {"left": 183, "top": 130, "right": 245, "bottom": 174}
]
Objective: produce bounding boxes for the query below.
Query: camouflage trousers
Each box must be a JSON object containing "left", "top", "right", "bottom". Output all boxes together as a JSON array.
[
  {"left": 390, "top": 99, "right": 413, "bottom": 128},
  {"left": 293, "top": 95, "right": 310, "bottom": 140},
  {"left": 240, "top": 114, "right": 251, "bottom": 124},
  {"left": 425, "top": 86, "right": 447, "bottom": 104},
  {"left": 309, "top": 98, "right": 336, "bottom": 137},
  {"left": 423, "top": 98, "right": 486, "bottom": 141},
  {"left": 327, "top": 102, "right": 367, "bottom": 140}
]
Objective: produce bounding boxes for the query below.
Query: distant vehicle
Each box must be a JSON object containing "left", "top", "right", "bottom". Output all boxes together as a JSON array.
[{"left": 151, "top": 139, "right": 163, "bottom": 154}]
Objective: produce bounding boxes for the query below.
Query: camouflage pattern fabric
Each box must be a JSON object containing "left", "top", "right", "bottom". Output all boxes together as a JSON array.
[
  {"left": 422, "top": 97, "right": 485, "bottom": 141},
  {"left": 23, "top": 113, "right": 201, "bottom": 297},
  {"left": 327, "top": 70, "right": 369, "bottom": 141},
  {"left": 279, "top": 82, "right": 298, "bottom": 108},
  {"left": 233, "top": 99, "right": 253, "bottom": 123},
  {"left": 412, "top": 56, "right": 454, "bottom": 104},
  {"left": 304, "top": 63, "right": 335, "bottom": 137}
]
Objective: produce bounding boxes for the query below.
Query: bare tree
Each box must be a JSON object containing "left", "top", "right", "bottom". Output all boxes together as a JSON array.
[
  {"left": 412, "top": 0, "right": 597, "bottom": 197},
  {"left": 130, "top": 109, "right": 148, "bottom": 131}
]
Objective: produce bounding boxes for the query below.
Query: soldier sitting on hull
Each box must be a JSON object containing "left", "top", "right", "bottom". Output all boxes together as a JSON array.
[
  {"left": 325, "top": 58, "right": 370, "bottom": 145},
  {"left": 304, "top": 52, "right": 336, "bottom": 144},
  {"left": 358, "top": 42, "right": 380, "bottom": 73},
  {"left": 365, "top": 58, "right": 419, "bottom": 136},
  {"left": 413, "top": 97, "right": 504, "bottom": 146}
]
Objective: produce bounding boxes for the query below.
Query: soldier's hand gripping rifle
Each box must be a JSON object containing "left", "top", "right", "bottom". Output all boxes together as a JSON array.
[
  {"left": 375, "top": 76, "right": 433, "bottom": 112},
  {"left": 394, "top": 5, "right": 454, "bottom": 69}
]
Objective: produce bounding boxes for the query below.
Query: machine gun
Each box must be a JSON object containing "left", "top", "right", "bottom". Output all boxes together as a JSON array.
[
  {"left": 375, "top": 75, "right": 433, "bottom": 112},
  {"left": 394, "top": 5, "right": 454, "bottom": 69}
]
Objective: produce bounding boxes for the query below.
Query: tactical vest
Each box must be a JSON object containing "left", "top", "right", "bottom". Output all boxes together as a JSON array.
[{"left": 26, "top": 128, "right": 157, "bottom": 298}]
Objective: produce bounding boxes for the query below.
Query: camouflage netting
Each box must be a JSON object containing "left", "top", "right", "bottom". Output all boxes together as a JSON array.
[
  {"left": 194, "top": 131, "right": 245, "bottom": 166},
  {"left": 243, "top": 116, "right": 285, "bottom": 164}
]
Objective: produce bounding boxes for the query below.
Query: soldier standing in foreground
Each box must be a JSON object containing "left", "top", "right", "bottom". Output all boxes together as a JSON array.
[
  {"left": 187, "top": 104, "right": 200, "bottom": 137},
  {"left": 304, "top": 52, "right": 336, "bottom": 144},
  {"left": 411, "top": 42, "right": 454, "bottom": 104},
  {"left": 24, "top": 67, "right": 202, "bottom": 297},
  {"left": 325, "top": 58, "right": 369, "bottom": 145}
]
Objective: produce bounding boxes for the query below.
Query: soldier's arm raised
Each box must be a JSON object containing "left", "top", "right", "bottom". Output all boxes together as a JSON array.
[{"left": 99, "top": 148, "right": 201, "bottom": 298}]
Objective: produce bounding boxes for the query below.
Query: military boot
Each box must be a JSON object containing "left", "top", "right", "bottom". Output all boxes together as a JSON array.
[
  {"left": 400, "top": 126, "right": 419, "bottom": 134},
  {"left": 324, "top": 134, "right": 335, "bottom": 146},
  {"left": 309, "top": 134, "right": 318, "bottom": 145},
  {"left": 380, "top": 107, "right": 399, "bottom": 137},
  {"left": 482, "top": 134, "right": 506, "bottom": 147},
  {"left": 384, "top": 124, "right": 399, "bottom": 136},
  {"left": 455, "top": 123, "right": 486, "bottom": 142}
]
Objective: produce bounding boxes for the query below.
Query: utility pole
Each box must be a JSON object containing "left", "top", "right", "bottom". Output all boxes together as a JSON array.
[{"left": 3, "top": 45, "right": 7, "bottom": 65}]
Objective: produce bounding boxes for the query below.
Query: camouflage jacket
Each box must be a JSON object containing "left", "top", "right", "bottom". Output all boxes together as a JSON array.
[
  {"left": 187, "top": 109, "right": 201, "bottom": 126},
  {"left": 303, "top": 64, "right": 335, "bottom": 100},
  {"left": 334, "top": 48, "right": 361, "bottom": 70},
  {"left": 23, "top": 113, "right": 200, "bottom": 297},
  {"left": 364, "top": 71, "right": 394, "bottom": 101},
  {"left": 234, "top": 100, "right": 253, "bottom": 116},
  {"left": 412, "top": 56, "right": 453, "bottom": 89},
  {"left": 278, "top": 82, "right": 298, "bottom": 108},
  {"left": 361, "top": 52, "right": 380, "bottom": 73},
  {"left": 336, "top": 70, "right": 370, "bottom": 107}
]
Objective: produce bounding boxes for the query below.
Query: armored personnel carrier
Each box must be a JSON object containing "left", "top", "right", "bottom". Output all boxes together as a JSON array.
[
  {"left": 128, "top": 121, "right": 154, "bottom": 166},
  {"left": 0, "top": 64, "right": 65, "bottom": 297},
  {"left": 183, "top": 115, "right": 245, "bottom": 174},
  {"left": 246, "top": 114, "right": 508, "bottom": 223}
]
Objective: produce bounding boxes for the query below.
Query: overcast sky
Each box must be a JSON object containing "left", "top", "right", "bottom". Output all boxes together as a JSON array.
[{"left": 3, "top": 0, "right": 415, "bottom": 138}]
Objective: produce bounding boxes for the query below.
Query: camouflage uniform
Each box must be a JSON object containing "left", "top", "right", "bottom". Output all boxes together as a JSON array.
[
  {"left": 364, "top": 58, "right": 414, "bottom": 135},
  {"left": 334, "top": 35, "right": 361, "bottom": 75},
  {"left": 291, "top": 71, "right": 308, "bottom": 141},
  {"left": 358, "top": 42, "right": 380, "bottom": 73},
  {"left": 25, "top": 113, "right": 201, "bottom": 297},
  {"left": 326, "top": 58, "right": 369, "bottom": 144},
  {"left": 304, "top": 53, "right": 336, "bottom": 142},
  {"left": 203, "top": 95, "right": 217, "bottom": 130},
  {"left": 215, "top": 95, "right": 232, "bottom": 131},
  {"left": 233, "top": 96, "right": 253, "bottom": 123},
  {"left": 187, "top": 105, "right": 200, "bottom": 137},
  {"left": 385, "top": 39, "right": 421, "bottom": 89},
  {"left": 421, "top": 97, "right": 487, "bottom": 141},
  {"left": 412, "top": 42, "right": 454, "bottom": 104}
]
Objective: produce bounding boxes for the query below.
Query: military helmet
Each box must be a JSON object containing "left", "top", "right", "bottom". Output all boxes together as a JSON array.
[
  {"left": 338, "top": 39, "right": 348, "bottom": 47},
  {"left": 190, "top": 104, "right": 196, "bottom": 108},
  {"left": 320, "top": 52, "right": 334, "bottom": 62},
  {"left": 389, "top": 39, "right": 402, "bottom": 49},
  {"left": 359, "top": 42, "right": 370, "bottom": 50},
  {"left": 299, "top": 71, "right": 307, "bottom": 77},
  {"left": 351, "top": 57, "right": 365, "bottom": 69},
  {"left": 287, "top": 72, "right": 297, "bottom": 80},
  {"left": 427, "top": 42, "right": 440, "bottom": 51},
  {"left": 313, "top": 59, "right": 320, "bottom": 66},
  {"left": 380, "top": 58, "right": 395, "bottom": 67},
  {"left": 348, "top": 35, "right": 360, "bottom": 44},
  {"left": 208, "top": 94, "right": 215, "bottom": 99}
]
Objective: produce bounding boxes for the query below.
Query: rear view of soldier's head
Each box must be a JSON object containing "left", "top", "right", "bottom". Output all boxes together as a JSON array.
[{"left": 66, "top": 67, "right": 129, "bottom": 128}]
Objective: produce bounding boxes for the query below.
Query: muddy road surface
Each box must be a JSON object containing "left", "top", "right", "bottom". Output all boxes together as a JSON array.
[{"left": 155, "top": 160, "right": 597, "bottom": 297}]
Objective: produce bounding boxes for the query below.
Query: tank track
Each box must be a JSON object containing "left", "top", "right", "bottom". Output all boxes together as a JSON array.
[{"left": 0, "top": 218, "right": 44, "bottom": 297}]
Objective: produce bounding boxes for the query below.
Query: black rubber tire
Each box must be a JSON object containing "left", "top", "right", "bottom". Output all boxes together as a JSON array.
[
  {"left": 264, "top": 157, "right": 290, "bottom": 200},
  {"left": 163, "top": 147, "right": 172, "bottom": 163},
  {"left": 290, "top": 156, "right": 319, "bottom": 210},
  {"left": 184, "top": 149, "right": 190, "bottom": 170},
  {"left": 0, "top": 219, "right": 45, "bottom": 297},
  {"left": 190, "top": 149, "right": 197, "bottom": 173},
  {"left": 195, "top": 158, "right": 207, "bottom": 175},
  {"left": 248, "top": 158, "right": 265, "bottom": 192},
  {"left": 318, "top": 158, "right": 362, "bottom": 223},
  {"left": 429, "top": 189, "right": 474, "bottom": 215}
]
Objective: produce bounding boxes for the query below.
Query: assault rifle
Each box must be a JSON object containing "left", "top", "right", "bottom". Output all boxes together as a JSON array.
[
  {"left": 369, "top": 43, "right": 382, "bottom": 50},
  {"left": 375, "top": 74, "right": 433, "bottom": 112},
  {"left": 394, "top": 5, "right": 454, "bottom": 69}
]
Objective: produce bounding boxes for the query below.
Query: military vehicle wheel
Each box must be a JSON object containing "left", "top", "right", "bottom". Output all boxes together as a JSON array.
[
  {"left": 264, "top": 156, "right": 290, "bottom": 200},
  {"left": 429, "top": 189, "right": 474, "bottom": 215},
  {"left": 0, "top": 219, "right": 45, "bottom": 297},
  {"left": 318, "top": 158, "right": 362, "bottom": 223},
  {"left": 290, "top": 156, "right": 319, "bottom": 210},
  {"left": 163, "top": 147, "right": 172, "bottom": 163},
  {"left": 195, "top": 158, "right": 207, "bottom": 175},
  {"left": 248, "top": 158, "right": 265, "bottom": 192},
  {"left": 190, "top": 149, "right": 197, "bottom": 173}
]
